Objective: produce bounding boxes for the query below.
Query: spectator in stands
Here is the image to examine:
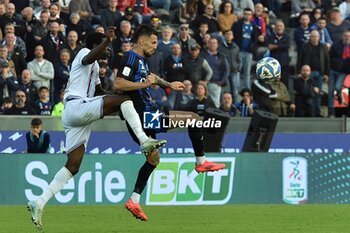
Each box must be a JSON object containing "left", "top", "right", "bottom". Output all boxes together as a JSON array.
[
  {"left": 316, "top": 17, "right": 333, "bottom": 50},
  {"left": 4, "top": 89, "right": 36, "bottom": 115},
  {"left": 220, "top": 92, "right": 236, "bottom": 117},
  {"left": 64, "top": 30, "right": 83, "bottom": 62},
  {"left": 39, "top": 21, "right": 67, "bottom": 64},
  {"left": 235, "top": 87, "right": 256, "bottom": 117},
  {"left": 164, "top": 43, "right": 186, "bottom": 84},
  {"left": 267, "top": 76, "right": 295, "bottom": 117},
  {"left": 53, "top": 49, "right": 70, "bottom": 103},
  {"left": 0, "top": 3, "right": 26, "bottom": 39},
  {"left": 0, "top": 60, "right": 18, "bottom": 101},
  {"left": 31, "top": 10, "right": 50, "bottom": 43},
  {"left": 3, "top": 23, "right": 27, "bottom": 59},
  {"left": 100, "top": 0, "right": 122, "bottom": 29},
  {"left": 27, "top": 45, "right": 54, "bottom": 90},
  {"left": 219, "top": 30, "right": 241, "bottom": 103},
  {"left": 294, "top": 65, "right": 318, "bottom": 117},
  {"left": 51, "top": 89, "right": 64, "bottom": 116},
  {"left": 26, "top": 117, "right": 51, "bottom": 153},
  {"left": 65, "top": 13, "right": 87, "bottom": 42},
  {"left": 193, "top": 22, "right": 209, "bottom": 47},
  {"left": 19, "top": 69, "right": 38, "bottom": 105},
  {"left": 34, "top": 86, "right": 52, "bottom": 115},
  {"left": 327, "top": 7, "right": 350, "bottom": 44},
  {"left": 201, "top": 32, "right": 211, "bottom": 50},
  {"left": 171, "top": 79, "right": 195, "bottom": 110},
  {"left": 130, "top": 0, "right": 154, "bottom": 23},
  {"left": 69, "top": 0, "right": 93, "bottom": 30},
  {"left": 89, "top": 0, "right": 108, "bottom": 16},
  {"left": 118, "top": 7, "right": 142, "bottom": 33},
  {"left": 292, "top": 0, "right": 315, "bottom": 15},
  {"left": 294, "top": 12, "right": 314, "bottom": 68},
  {"left": 0, "top": 45, "right": 17, "bottom": 77},
  {"left": 98, "top": 59, "right": 114, "bottom": 93},
  {"left": 34, "top": 0, "right": 51, "bottom": 19},
  {"left": 146, "top": 49, "right": 164, "bottom": 79},
  {"left": 328, "top": 30, "right": 350, "bottom": 117},
  {"left": 233, "top": 8, "right": 258, "bottom": 89},
  {"left": 217, "top": 1, "right": 237, "bottom": 34},
  {"left": 174, "top": 23, "right": 197, "bottom": 57},
  {"left": 252, "top": 3, "right": 267, "bottom": 47},
  {"left": 150, "top": 0, "right": 182, "bottom": 14},
  {"left": 57, "top": 0, "right": 72, "bottom": 18},
  {"left": 113, "top": 20, "right": 133, "bottom": 55},
  {"left": 183, "top": 43, "right": 213, "bottom": 89},
  {"left": 0, "top": 96, "right": 13, "bottom": 114},
  {"left": 149, "top": 85, "right": 171, "bottom": 110},
  {"left": 95, "top": 24, "right": 106, "bottom": 34},
  {"left": 191, "top": 4, "right": 220, "bottom": 35},
  {"left": 310, "top": 7, "right": 323, "bottom": 27},
  {"left": 230, "top": 0, "right": 254, "bottom": 18},
  {"left": 300, "top": 30, "right": 330, "bottom": 117},
  {"left": 21, "top": 7, "right": 37, "bottom": 62},
  {"left": 149, "top": 14, "right": 162, "bottom": 37},
  {"left": 157, "top": 25, "right": 175, "bottom": 60},
  {"left": 267, "top": 20, "right": 290, "bottom": 89},
  {"left": 0, "top": 4, "right": 6, "bottom": 17},
  {"left": 339, "top": 0, "right": 350, "bottom": 20},
  {"left": 179, "top": 82, "right": 216, "bottom": 116},
  {"left": 196, "top": 0, "right": 213, "bottom": 16},
  {"left": 201, "top": 37, "right": 229, "bottom": 108},
  {"left": 113, "top": 41, "right": 131, "bottom": 74},
  {"left": 179, "top": 0, "right": 198, "bottom": 24},
  {"left": 3, "top": 32, "right": 26, "bottom": 77},
  {"left": 48, "top": 3, "right": 65, "bottom": 33}
]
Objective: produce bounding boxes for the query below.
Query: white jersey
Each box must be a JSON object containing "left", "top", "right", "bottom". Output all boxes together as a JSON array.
[{"left": 64, "top": 48, "right": 101, "bottom": 101}]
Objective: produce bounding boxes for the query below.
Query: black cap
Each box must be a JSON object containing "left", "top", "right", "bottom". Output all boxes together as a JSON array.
[{"left": 125, "top": 6, "right": 133, "bottom": 15}]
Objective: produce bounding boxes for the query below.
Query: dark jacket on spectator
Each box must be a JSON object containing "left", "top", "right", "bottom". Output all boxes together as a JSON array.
[
  {"left": 293, "top": 77, "right": 316, "bottom": 117},
  {"left": 39, "top": 32, "right": 67, "bottom": 64},
  {"left": 219, "top": 41, "right": 241, "bottom": 73},
  {"left": 329, "top": 40, "right": 350, "bottom": 74},
  {"left": 164, "top": 54, "right": 186, "bottom": 82},
  {"left": 200, "top": 49, "right": 229, "bottom": 86},
  {"left": 232, "top": 19, "right": 258, "bottom": 54},
  {"left": 300, "top": 42, "right": 330, "bottom": 76},
  {"left": 267, "top": 32, "right": 290, "bottom": 67}
]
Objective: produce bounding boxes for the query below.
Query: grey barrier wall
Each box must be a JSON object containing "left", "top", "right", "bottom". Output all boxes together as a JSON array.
[{"left": 0, "top": 116, "right": 347, "bottom": 133}]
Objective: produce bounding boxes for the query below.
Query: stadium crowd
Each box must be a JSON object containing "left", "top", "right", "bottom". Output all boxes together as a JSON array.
[{"left": 0, "top": 0, "right": 349, "bottom": 118}]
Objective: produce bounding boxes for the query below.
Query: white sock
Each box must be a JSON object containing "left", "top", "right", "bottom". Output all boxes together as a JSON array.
[
  {"left": 120, "top": 100, "right": 149, "bottom": 144},
  {"left": 36, "top": 167, "right": 73, "bottom": 209},
  {"left": 196, "top": 156, "right": 206, "bottom": 165},
  {"left": 131, "top": 192, "right": 140, "bottom": 203}
]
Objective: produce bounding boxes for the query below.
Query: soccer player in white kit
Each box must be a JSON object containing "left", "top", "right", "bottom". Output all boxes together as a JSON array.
[{"left": 27, "top": 27, "right": 166, "bottom": 230}]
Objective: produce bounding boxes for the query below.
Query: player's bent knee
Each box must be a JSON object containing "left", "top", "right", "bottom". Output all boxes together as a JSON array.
[{"left": 146, "top": 149, "right": 160, "bottom": 166}]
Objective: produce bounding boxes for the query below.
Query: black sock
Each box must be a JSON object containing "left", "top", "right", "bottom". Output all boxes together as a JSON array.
[
  {"left": 133, "top": 161, "right": 156, "bottom": 194},
  {"left": 188, "top": 126, "right": 204, "bottom": 157}
]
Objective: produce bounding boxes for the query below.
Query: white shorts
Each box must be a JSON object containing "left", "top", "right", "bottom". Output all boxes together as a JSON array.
[{"left": 62, "top": 96, "right": 104, "bottom": 154}]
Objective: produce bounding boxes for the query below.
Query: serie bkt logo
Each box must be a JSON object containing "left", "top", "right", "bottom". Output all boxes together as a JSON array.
[{"left": 146, "top": 157, "right": 235, "bottom": 205}]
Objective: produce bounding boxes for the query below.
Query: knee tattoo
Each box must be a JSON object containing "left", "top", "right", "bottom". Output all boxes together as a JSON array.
[{"left": 146, "top": 149, "right": 160, "bottom": 166}]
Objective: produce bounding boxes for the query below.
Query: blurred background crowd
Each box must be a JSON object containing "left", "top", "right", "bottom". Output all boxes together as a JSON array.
[{"left": 0, "top": 0, "right": 349, "bottom": 118}]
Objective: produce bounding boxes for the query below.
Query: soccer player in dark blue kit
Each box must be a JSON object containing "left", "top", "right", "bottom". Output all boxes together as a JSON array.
[{"left": 115, "top": 25, "right": 226, "bottom": 221}]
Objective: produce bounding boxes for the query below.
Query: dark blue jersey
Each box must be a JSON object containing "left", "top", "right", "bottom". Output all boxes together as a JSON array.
[{"left": 117, "top": 50, "right": 157, "bottom": 114}]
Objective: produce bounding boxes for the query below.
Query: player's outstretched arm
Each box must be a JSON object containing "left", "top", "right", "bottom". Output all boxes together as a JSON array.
[
  {"left": 115, "top": 76, "right": 154, "bottom": 91},
  {"left": 153, "top": 73, "right": 184, "bottom": 91},
  {"left": 82, "top": 26, "right": 116, "bottom": 65}
]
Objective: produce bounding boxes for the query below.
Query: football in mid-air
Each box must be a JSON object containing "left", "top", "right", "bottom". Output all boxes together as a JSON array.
[{"left": 256, "top": 57, "right": 281, "bottom": 80}]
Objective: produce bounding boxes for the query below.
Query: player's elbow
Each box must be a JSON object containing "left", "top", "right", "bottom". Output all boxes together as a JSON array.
[{"left": 114, "top": 77, "right": 125, "bottom": 91}]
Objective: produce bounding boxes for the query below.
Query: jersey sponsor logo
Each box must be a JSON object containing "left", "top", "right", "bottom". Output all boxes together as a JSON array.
[
  {"left": 146, "top": 157, "right": 235, "bottom": 205},
  {"left": 122, "top": 66, "right": 131, "bottom": 76}
]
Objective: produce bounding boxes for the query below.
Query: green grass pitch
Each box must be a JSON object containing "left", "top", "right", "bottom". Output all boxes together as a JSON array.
[{"left": 1, "top": 205, "right": 349, "bottom": 233}]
